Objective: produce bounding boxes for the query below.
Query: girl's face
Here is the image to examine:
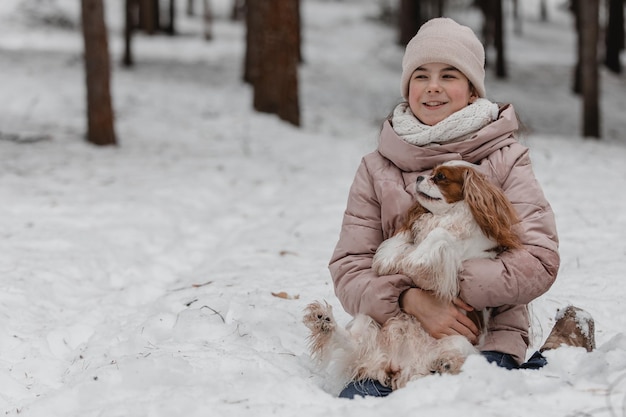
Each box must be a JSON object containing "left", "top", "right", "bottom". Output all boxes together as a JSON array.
[{"left": 407, "top": 62, "right": 477, "bottom": 126}]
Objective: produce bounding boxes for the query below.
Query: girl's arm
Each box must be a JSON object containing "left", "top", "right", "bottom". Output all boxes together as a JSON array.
[
  {"left": 458, "top": 147, "right": 560, "bottom": 310},
  {"left": 329, "top": 159, "right": 414, "bottom": 325}
]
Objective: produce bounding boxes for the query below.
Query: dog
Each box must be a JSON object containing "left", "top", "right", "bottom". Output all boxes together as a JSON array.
[{"left": 303, "top": 161, "right": 522, "bottom": 390}]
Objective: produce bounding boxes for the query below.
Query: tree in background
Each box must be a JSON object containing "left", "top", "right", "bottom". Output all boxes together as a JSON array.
[
  {"left": 398, "top": 0, "right": 445, "bottom": 46},
  {"left": 245, "top": 0, "right": 300, "bottom": 127},
  {"left": 475, "top": 0, "right": 507, "bottom": 79},
  {"left": 123, "top": 0, "right": 137, "bottom": 66},
  {"left": 604, "top": 0, "right": 624, "bottom": 74},
  {"left": 579, "top": 0, "right": 600, "bottom": 138},
  {"left": 81, "top": 0, "right": 117, "bottom": 146},
  {"left": 539, "top": 0, "right": 548, "bottom": 21},
  {"left": 398, "top": 0, "right": 421, "bottom": 45},
  {"left": 124, "top": 0, "right": 211, "bottom": 67},
  {"left": 167, "top": 0, "right": 177, "bottom": 35},
  {"left": 511, "top": 0, "right": 522, "bottom": 36},
  {"left": 570, "top": 0, "right": 583, "bottom": 94},
  {"left": 568, "top": 0, "right": 601, "bottom": 138},
  {"left": 492, "top": 0, "right": 506, "bottom": 77},
  {"left": 244, "top": 1, "right": 261, "bottom": 85},
  {"left": 230, "top": 0, "right": 246, "bottom": 21},
  {"left": 139, "top": 0, "right": 159, "bottom": 35}
]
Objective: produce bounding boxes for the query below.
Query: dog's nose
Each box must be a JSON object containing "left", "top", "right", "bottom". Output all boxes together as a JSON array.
[{"left": 416, "top": 176, "right": 425, "bottom": 183}]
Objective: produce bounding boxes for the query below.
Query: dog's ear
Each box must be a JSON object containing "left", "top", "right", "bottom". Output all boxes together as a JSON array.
[
  {"left": 400, "top": 202, "right": 429, "bottom": 232},
  {"left": 463, "top": 169, "right": 522, "bottom": 250}
]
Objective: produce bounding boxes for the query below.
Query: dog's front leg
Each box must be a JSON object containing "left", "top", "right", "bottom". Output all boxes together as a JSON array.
[
  {"left": 399, "top": 227, "right": 461, "bottom": 301},
  {"left": 372, "top": 230, "right": 413, "bottom": 276}
]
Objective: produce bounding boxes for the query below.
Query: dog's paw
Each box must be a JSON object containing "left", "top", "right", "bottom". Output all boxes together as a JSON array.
[
  {"left": 429, "top": 354, "right": 466, "bottom": 375},
  {"left": 372, "top": 255, "right": 400, "bottom": 276},
  {"left": 302, "top": 301, "right": 335, "bottom": 333},
  {"left": 372, "top": 233, "right": 412, "bottom": 276}
]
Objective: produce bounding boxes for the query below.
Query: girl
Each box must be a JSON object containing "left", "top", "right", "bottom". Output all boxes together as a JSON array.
[{"left": 328, "top": 17, "right": 594, "bottom": 398}]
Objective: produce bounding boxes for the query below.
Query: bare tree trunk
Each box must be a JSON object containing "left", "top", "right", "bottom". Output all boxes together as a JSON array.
[
  {"left": 295, "top": 0, "right": 302, "bottom": 62},
  {"left": 398, "top": 0, "right": 421, "bottom": 46},
  {"left": 436, "top": 0, "right": 445, "bottom": 16},
  {"left": 580, "top": 0, "right": 600, "bottom": 138},
  {"left": 478, "top": 0, "right": 507, "bottom": 76},
  {"left": 243, "top": 1, "right": 261, "bottom": 84},
  {"left": 164, "top": 0, "right": 176, "bottom": 35},
  {"left": 512, "top": 0, "right": 522, "bottom": 36},
  {"left": 252, "top": 0, "right": 300, "bottom": 126},
  {"left": 123, "top": 0, "right": 136, "bottom": 67},
  {"left": 203, "top": 0, "right": 213, "bottom": 40},
  {"left": 493, "top": 0, "right": 507, "bottom": 78},
  {"left": 139, "top": 0, "right": 158, "bottom": 34},
  {"left": 605, "top": 0, "right": 624, "bottom": 73},
  {"left": 81, "top": 0, "right": 117, "bottom": 146},
  {"left": 187, "top": 0, "right": 194, "bottom": 16},
  {"left": 571, "top": 0, "right": 582, "bottom": 94},
  {"left": 475, "top": 0, "right": 493, "bottom": 67},
  {"left": 231, "top": 0, "right": 246, "bottom": 21},
  {"left": 539, "top": 0, "right": 548, "bottom": 22}
]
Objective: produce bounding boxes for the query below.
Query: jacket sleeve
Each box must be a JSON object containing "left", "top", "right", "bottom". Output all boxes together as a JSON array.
[
  {"left": 458, "top": 146, "right": 560, "bottom": 310},
  {"left": 328, "top": 158, "right": 413, "bottom": 325}
]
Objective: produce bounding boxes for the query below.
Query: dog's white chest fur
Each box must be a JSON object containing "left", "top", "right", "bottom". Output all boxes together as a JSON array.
[{"left": 372, "top": 201, "right": 497, "bottom": 301}]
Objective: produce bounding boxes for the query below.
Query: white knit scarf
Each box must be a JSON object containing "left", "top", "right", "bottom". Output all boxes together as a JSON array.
[{"left": 391, "top": 98, "right": 500, "bottom": 146}]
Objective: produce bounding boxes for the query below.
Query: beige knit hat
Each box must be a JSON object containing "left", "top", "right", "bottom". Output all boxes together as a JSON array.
[{"left": 400, "top": 18, "right": 486, "bottom": 100}]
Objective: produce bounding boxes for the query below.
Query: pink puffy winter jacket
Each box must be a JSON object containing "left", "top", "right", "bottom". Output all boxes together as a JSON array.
[{"left": 329, "top": 104, "right": 559, "bottom": 363}]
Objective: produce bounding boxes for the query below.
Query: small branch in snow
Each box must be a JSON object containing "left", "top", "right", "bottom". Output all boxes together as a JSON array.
[
  {"left": 169, "top": 280, "right": 213, "bottom": 292},
  {"left": 200, "top": 305, "right": 225, "bottom": 323}
]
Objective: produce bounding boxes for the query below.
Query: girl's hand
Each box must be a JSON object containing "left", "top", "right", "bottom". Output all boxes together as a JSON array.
[{"left": 399, "top": 287, "right": 480, "bottom": 344}]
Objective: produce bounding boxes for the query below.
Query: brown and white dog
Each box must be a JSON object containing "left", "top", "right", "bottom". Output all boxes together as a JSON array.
[{"left": 303, "top": 161, "right": 522, "bottom": 390}]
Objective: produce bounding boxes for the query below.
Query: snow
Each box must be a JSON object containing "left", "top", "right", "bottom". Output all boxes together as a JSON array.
[{"left": 1, "top": 0, "right": 626, "bottom": 416}]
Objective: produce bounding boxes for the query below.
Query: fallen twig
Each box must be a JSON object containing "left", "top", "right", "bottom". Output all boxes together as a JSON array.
[
  {"left": 170, "top": 280, "right": 213, "bottom": 292},
  {"left": 200, "top": 305, "right": 225, "bottom": 323}
]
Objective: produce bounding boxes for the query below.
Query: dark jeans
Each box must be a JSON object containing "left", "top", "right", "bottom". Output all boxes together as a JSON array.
[
  {"left": 338, "top": 350, "right": 547, "bottom": 399},
  {"left": 482, "top": 350, "right": 547, "bottom": 370}
]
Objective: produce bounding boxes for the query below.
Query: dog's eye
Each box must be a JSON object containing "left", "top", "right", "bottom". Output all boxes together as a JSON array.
[{"left": 433, "top": 172, "right": 446, "bottom": 182}]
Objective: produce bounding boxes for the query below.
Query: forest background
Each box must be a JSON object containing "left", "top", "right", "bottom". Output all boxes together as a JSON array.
[{"left": 1, "top": 0, "right": 626, "bottom": 416}]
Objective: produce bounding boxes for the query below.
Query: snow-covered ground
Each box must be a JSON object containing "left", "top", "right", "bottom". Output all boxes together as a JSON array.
[{"left": 1, "top": 0, "right": 625, "bottom": 416}]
